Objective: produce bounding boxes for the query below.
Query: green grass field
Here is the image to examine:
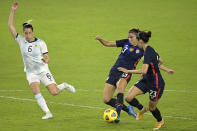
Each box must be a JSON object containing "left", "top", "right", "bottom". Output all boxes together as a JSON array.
[{"left": 0, "top": 0, "right": 197, "bottom": 130}]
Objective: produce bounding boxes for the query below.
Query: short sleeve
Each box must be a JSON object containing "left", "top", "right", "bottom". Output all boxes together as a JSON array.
[
  {"left": 15, "top": 33, "right": 24, "bottom": 45},
  {"left": 116, "top": 39, "right": 128, "bottom": 47},
  {"left": 143, "top": 48, "right": 152, "bottom": 64},
  {"left": 40, "top": 41, "right": 48, "bottom": 54},
  {"left": 156, "top": 51, "right": 160, "bottom": 59}
]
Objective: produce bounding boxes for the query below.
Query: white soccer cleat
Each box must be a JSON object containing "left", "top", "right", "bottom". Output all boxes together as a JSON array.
[
  {"left": 42, "top": 112, "right": 53, "bottom": 120},
  {"left": 64, "top": 82, "right": 76, "bottom": 93}
]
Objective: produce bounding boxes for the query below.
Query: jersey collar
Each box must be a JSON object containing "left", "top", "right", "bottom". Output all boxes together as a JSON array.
[{"left": 25, "top": 38, "right": 38, "bottom": 43}]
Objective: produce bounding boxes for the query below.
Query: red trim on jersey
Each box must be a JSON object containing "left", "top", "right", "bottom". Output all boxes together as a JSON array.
[
  {"left": 150, "top": 62, "right": 158, "bottom": 89},
  {"left": 133, "top": 58, "right": 141, "bottom": 70},
  {"left": 150, "top": 62, "right": 156, "bottom": 75},
  {"left": 155, "top": 73, "right": 158, "bottom": 89},
  {"left": 155, "top": 88, "right": 161, "bottom": 101},
  {"left": 124, "top": 58, "right": 141, "bottom": 81}
]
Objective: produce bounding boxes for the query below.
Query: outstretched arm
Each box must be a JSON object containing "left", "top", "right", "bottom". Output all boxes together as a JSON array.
[
  {"left": 159, "top": 58, "right": 174, "bottom": 74},
  {"left": 118, "top": 58, "right": 174, "bottom": 75},
  {"left": 95, "top": 35, "right": 116, "bottom": 47},
  {"left": 8, "top": 2, "right": 18, "bottom": 38},
  {"left": 118, "top": 64, "right": 149, "bottom": 75}
]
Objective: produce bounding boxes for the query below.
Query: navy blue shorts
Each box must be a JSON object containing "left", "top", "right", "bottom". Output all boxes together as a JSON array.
[
  {"left": 134, "top": 79, "right": 165, "bottom": 101},
  {"left": 106, "top": 70, "right": 131, "bottom": 87}
]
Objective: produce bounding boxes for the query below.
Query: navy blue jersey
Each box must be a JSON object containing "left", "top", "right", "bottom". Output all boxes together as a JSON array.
[
  {"left": 143, "top": 46, "right": 165, "bottom": 86},
  {"left": 110, "top": 39, "right": 144, "bottom": 71}
]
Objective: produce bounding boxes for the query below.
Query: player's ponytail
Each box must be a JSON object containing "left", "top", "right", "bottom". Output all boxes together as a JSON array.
[
  {"left": 23, "top": 20, "right": 33, "bottom": 31},
  {"left": 138, "top": 31, "right": 152, "bottom": 43},
  {"left": 147, "top": 31, "right": 152, "bottom": 38}
]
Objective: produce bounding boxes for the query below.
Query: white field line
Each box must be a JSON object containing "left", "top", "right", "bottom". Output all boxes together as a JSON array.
[
  {"left": 0, "top": 89, "right": 197, "bottom": 93},
  {"left": 0, "top": 95, "right": 197, "bottom": 121},
  {"left": 0, "top": 96, "right": 104, "bottom": 110}
]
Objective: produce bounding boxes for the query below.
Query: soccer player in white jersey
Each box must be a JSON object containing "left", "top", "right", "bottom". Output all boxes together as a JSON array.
[{"left": 8, "top": 2, "right": 76, "bottom": 119}]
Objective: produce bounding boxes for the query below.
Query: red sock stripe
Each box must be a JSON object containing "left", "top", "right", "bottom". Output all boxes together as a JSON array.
[{"left": 115, "top": 103, "right": 123, "bottom": 107}]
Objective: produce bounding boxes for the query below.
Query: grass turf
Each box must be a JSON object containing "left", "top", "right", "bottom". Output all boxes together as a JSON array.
[{"left": 0, "top": 0, "right": 197, "bottom": 130}]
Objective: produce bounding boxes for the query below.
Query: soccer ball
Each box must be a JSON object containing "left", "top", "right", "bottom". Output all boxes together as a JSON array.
[{"left": 103, "top": 108, "right": 118, "bottom": 122}]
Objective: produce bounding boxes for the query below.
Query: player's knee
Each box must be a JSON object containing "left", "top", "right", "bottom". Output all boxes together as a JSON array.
[
  {"left": 125, "top": 95, "right": 133, "bottom": 102},
  {"left": 103, "top": 97, "right": 110, "bottom": 104},
  {"left": 149, "top": 104, "right": 156, "bottom": 111},
  {"left": 50, "top": 90, "right": 59, "bottom": 96}
]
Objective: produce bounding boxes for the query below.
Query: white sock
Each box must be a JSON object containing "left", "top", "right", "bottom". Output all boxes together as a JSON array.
[
  {"left": 35, "top": 93, "right": 50, "bottom": 114},
  {"left": 57, "top": 83, "right": 65, "bottom": 91}
]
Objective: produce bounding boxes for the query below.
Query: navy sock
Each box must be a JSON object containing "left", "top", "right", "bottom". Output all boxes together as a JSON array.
[
  {"left": 150, "top": 108, "right": 162, "bottom": 122},
  {"left": 106, "top": 98, "right": 128, "bottom": 112},
  {"left": 115, "top": 93, "right": 124, "bottom": 116},
  {"left": 106, "top": 98, "right": 116, "bottom": 107},
  {"left": 128, "top": 98, "right": 143, "bottom": 110},
  {"left": 122, "top": 104, "right": 129, "bottom": 113}
]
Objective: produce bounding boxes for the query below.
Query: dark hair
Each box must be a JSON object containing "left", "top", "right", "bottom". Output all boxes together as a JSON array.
[
  {"left": 23, "top": 23, "right": 33, "bottom": 31},
  {"left": 128, "top": 28, "right": 140, "bottom": 35},
  {"left": 138, "top": 31, "right": 152, "bottom": 43}
]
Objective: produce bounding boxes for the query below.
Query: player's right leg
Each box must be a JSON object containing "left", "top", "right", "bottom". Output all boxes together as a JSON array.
[
  {"left": 103, "top": 83, "right": 116, "bottom": 106},
  {"left": 103, "top": 83, "right": 129, "bottom": 112},
  {"left": 103, "top": 83, "right": 133, "bottom": 122},
  {"left": 27, "top": 74, "right": 53, "bottom": 119},
  {"left": 29, "top": 82, "right": 53, "bottom": 119}
]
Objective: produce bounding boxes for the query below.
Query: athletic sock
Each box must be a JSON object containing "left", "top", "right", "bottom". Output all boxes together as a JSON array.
[
  {"left": 122, "top": 104, "right": 129, "bottom": 112},
  {"left": 106, "top": 98, "right": 129, "bottom": 112},
  {"left": 35, "top": 93, "right": 50, "bottom": 113},
  {"left": 128, "top": 98, "right": 143, "bottom": 110},
  {"left": 150, "top": 108, "right": 162, "bottom": 122},
  {"left": 115, "top": 93, "right": 124, "bottom": 116},
  {"left": 106, "top": 98, "right": 116, "bottom": 107},
  {"left": 57, "top": 83, "right": 65, "bottom": 91}
]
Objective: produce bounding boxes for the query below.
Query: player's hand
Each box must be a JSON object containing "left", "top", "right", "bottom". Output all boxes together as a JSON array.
[
  {"left": 41, "top": 58, "right": 49, "bottom": 63},
  {"left": 11, "top": 2, "right": 18, "bottom": 11},
  {"left": 140, "top": 74, "right": 143, "bottom": 79},
  {"left": 117, "top": 67, "right": 129, "bottom": 73},
  {"left": 95, "top": 35, "right": 102, "bottom": 40},
  {"left": 168, "top": 69, "right": 174, "bottom": 75}
]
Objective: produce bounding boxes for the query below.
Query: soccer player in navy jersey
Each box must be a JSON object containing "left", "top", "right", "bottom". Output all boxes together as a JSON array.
[
  {"left": 95, "top": 29, "right": 144, "bottom": 122},
  {"left": 118, "top": 31, "right": 174, "bottom": 130}
]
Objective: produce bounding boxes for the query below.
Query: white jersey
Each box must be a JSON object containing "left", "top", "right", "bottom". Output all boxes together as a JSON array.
[{"left": 15, "top": 34, "right": 49, "bottom": 75}]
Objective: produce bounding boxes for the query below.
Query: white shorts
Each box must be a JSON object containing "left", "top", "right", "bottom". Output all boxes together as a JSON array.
[{"left": 26, "top": 70, "right": 56, "bottom": 86}]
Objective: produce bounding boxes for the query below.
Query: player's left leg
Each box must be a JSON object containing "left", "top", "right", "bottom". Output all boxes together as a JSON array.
[
  {"left": 149, "top": 100, "right": 164, "bottom": 130},
  {"left": 47, "top": 83, "right": 76, "bottom": 95},
  {"left": 41, "top": 71, "right": 76, "bottom": 95},
  {"left": 149, "top": 86, "right": 165, "bottom": 130},
  {"left": 114, "top": 78, "right": 127, "bottom": 122},
  {"left": 125, "top": 86, "right": 146, "bottom": 120}
]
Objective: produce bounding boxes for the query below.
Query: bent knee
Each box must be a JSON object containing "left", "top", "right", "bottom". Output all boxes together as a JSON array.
[
  {"left": 125, "top": 96, "right": 130, "bottom": 102},
  {"left": 103, "top": 98, "right": 110, "bottom": 104},
  {"left": 125, "top": 95, "right": 134, "bottom": 102},
  {"left": 149, "top": 105, "right": 157, "bottom": 111},
  {"left": 50, "top": 90, "right": 59, "bottom": 96}
]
